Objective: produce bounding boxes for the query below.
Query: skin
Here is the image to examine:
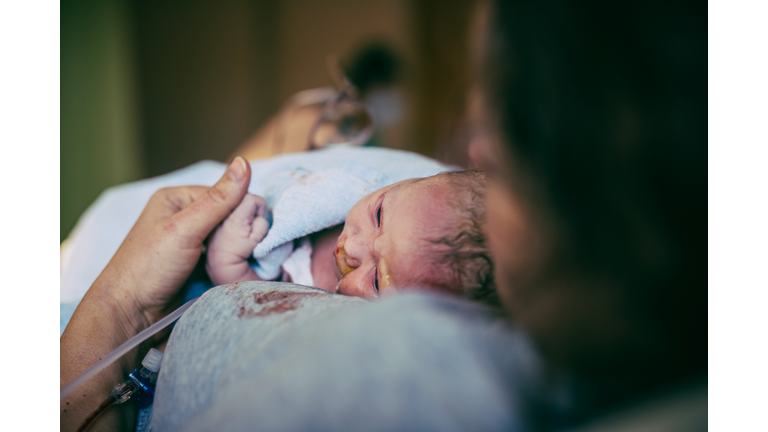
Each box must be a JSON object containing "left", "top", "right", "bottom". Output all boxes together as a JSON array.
[
  {"left": 466, "top": 5, "right": 639, "bottom": 373},
  {"left": 206, "top": 177, "right": 458, "bottom": 299},
  {"left": 467, "top": 7, "right": 638, "bottom": 373},
  {"left": 205, "top": 194, "right": 271, "bottom": 286},
  {"left": 60, "top": 157, "right": 253, "bottom": 432},
  {"left": 333, "top": 177, "right": 456, "bottom": 298},
  {"left": 466, "top": 92, "right": 544, "bottom": 311},
  {"left": 472, "top": 126, "right": 645, "bottom": 374}
]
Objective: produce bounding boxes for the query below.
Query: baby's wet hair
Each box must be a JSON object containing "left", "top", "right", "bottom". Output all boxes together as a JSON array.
[{"left": 420, "top": 170, "right": 499, "bottom": 306}]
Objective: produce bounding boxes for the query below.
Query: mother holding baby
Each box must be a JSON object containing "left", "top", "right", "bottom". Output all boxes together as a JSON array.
[{"left": 61, "top": 0, "right": 705, "bottom": 430}]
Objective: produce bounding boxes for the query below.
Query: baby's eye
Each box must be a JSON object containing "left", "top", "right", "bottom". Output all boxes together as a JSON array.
[
  {"left": 373, "top": 269, "right": 379, "bottom": 293},
  {"left": 376, "top": 204, "right": 382, "bottom": 228}
]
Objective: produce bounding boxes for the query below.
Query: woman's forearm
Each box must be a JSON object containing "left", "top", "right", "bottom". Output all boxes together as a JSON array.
[{"left": 60, "top": 274, "right": 145, "bottom": 432}]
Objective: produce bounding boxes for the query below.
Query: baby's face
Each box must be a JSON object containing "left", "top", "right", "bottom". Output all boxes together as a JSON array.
[{"left": 333, "top": 177, "right": 455, "bottom": 299}]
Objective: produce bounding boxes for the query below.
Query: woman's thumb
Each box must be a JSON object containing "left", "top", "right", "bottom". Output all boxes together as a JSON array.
[{"left": 174, "top": 156, "right": 252, "bottom": 236}]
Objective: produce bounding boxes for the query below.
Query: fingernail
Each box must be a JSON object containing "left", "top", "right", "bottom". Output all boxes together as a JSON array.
[{"left": 226, "top": 156, "right": 247, "bottom": 181}]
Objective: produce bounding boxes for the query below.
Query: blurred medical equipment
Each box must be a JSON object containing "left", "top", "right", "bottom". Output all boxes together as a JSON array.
[{"left": 272, "top": 56, "right": 375, "bottom": 154}]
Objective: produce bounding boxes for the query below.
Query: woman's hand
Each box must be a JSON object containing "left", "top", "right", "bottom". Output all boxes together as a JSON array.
[
  {"left": 61, "top": 156, "right": 251, "bottom": 432},
  {"left": 97, "top": 156, "right": 253, "bottom": 331}
]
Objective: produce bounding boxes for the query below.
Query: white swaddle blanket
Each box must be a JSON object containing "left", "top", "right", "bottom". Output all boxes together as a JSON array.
[
  {"left": 60, "top": 147, "right": 453, "bottom": 334},
  {"left": 251, "top": 161, "right": 389, "bottom": 280}
]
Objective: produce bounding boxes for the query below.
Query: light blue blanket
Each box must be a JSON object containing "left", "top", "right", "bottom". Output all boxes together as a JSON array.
[{"left": 60, "top": 148, "right": 453, "bottom": 335}]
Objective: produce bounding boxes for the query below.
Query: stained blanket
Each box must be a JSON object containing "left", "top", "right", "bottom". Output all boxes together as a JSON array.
[{"left": 151, "top": 282, "right": 572, "bottom": 432}]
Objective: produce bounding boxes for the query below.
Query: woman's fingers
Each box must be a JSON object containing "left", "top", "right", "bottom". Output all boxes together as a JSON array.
[{"left": 147, "top": 185, "right": 208, "bottom": 222}]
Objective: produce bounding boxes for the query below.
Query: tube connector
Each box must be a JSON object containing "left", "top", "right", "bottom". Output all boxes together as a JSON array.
[
  {"left": 109, "top": 381, "right": 135, "bottom": 404},
  {"left": 107, "top": 348, "right": 164, "bottom": 407},
  {"left": 141, "top": 348, "right": 163, "bottom": 373}
]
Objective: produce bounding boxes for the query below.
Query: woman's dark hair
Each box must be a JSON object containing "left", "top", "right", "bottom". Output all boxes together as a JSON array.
[{"left": 482, "top": 0, "right": 706, "bottom": 392}]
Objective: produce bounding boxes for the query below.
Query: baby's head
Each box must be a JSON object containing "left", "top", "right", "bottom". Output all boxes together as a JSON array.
[{"left": 334, "top": 170, "right": 498, "bottom": 305}]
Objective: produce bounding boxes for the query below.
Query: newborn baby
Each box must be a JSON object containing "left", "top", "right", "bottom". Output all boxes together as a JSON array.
[{"left": 206, "top": 170, "right": 497, "bottom": 303}]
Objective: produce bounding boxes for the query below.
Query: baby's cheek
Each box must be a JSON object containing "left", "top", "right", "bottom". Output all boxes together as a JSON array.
[
  {"left": 378, "top": 263, "right": 393, "bottom": 289},
  {"left": 338, "top": 278, "right": 374, "bottom": 299},
  {"left": 379, "top": 284, "right": 399, "bottom": 298}
]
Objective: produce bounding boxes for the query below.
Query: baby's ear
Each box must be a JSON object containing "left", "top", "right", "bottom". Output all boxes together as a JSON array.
[{"left": 250, "top": 216, "right": 270, "bottom": 244}]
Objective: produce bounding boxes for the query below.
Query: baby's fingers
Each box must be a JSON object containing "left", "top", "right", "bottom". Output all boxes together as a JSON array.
[
  {"left": 250, "top": 217, "right": 270, "bottom": 244},
  {"left": 228, "top": 194, "right": 266, "bottom": 224}
]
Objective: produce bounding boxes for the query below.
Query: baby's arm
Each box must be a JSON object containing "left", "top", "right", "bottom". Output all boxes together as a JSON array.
[{"left": 206, "top": 194, "right": 270, "bottom": 286}]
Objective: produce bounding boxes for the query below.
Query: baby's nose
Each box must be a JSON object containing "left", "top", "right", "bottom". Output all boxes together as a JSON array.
[
  {"left": 337, "top": 236, "right": 365, "bottom": 268},
  {"left": 344, "top": 251, "right": 361, "bottom": 269}
]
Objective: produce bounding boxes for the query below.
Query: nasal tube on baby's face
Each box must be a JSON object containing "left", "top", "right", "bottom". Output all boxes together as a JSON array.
[{"left": 334, "top": 246, "right": 353, "bottom": 277}]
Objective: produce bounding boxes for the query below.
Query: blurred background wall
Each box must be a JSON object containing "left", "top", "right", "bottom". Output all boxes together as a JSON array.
[{"left": 61, "top": 0, "right": 476, "bottom": 242}]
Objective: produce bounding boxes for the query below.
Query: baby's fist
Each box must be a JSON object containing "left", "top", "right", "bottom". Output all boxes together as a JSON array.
[{"left": 208, "top": 194, "right": 269, "bottom": 264}]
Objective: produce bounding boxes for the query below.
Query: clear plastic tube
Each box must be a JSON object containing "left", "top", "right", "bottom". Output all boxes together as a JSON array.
[{"left": 60, "top": 296, "right": 199, "bottom": 400}]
